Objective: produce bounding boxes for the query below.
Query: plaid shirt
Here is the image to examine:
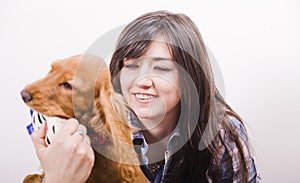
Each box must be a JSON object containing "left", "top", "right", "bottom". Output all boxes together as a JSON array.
[
  {"left": 206, "top": 116, "right": 261, "bottom": 183},
  {"left": 130, "top": 112, "right": 261, "bottom": 183}
]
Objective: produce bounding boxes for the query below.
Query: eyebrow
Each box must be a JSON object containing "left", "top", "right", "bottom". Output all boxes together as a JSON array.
[
  {"left": 151, "top": 57, "right": 173, "bottom": 61},
  {"left": 124, "top": 56, "right": 174, "bottom": 63}
]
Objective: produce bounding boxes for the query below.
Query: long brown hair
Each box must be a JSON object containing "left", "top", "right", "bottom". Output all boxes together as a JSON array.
[{"left": 110, "top": 10, "right": 248, "bottom": 182}]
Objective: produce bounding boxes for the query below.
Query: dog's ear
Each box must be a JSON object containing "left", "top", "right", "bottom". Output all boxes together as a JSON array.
[
  {"left": 94, "top": 64, "right": 132, "bottom": 140},
  {"left": 88, "top": 58, "right": 116, "bottom": 134},
  {"left": 96, "top": 86, "right": 114, "bottom": 126},
  {"left": 72, "top": 55, "right": 114, "bottom": 128},
  {"left": 95, "top": 60, "right": 115, "bottom": 121}
]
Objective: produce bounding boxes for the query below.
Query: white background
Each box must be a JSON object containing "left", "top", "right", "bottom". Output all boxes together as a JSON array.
[{"left": 1, "top": 0, "right": 300, "bottom": 182}]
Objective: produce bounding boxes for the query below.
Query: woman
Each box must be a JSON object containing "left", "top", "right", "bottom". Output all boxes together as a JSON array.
[
  {"left": 109, "top": 10, "right": 260, "bottom": 183},
  {"left": 31, "top": 11, "right": 260, "bottom": 182}
]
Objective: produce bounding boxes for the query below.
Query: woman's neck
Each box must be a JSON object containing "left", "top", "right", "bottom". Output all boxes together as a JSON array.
[
  {"left": 141, "top": 103, "right": 180, "bottom": 144},
  {"left": 142, "top": 122, "right": 173, "bottom": 144}
]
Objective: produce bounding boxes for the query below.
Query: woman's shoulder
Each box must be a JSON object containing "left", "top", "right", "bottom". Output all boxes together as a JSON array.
[
  {"left": 207, "top": 114, "right": 261, "bottom": 182},
  {"left": 219, "top": 114, "right": 248, "bottom": 143},
  {"left": 217, "top": 114, "right": 252, "bottom": 166}
]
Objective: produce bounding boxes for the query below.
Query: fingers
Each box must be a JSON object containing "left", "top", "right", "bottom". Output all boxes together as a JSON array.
[
  {"left": 67, "top": 137, "right": 95, "bottom": 182},
  {"left": 30, "top": 118, "right": 94, "bottom": 182},
  {"left": 42, "top": 119, "right": 94, "bottom": 183},
  {"left": 52, "top": 118, "right": 82, "bottom": 143},
  {"left": 30, "top": 123, "right": 48, "bottom": 161},
  {"left": 42, "top": 137, "right": 95, "bottom": 183},
  {"left": 75, "top": 147, "right": 95, "bottom": 182},
  {"left": 51, "top": 119, "right": 91, "bottom": 149},
  {"left": 61, "top": 118, "right": 80, "bottom": 135},
  {"left": 31, "top": 123, "right": 47, "bottom": 149},
  {"left": 77, "top": 124, "right": 91, "bottom": 145}
]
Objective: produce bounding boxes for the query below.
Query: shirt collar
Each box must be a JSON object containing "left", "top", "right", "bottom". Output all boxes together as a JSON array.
[{"left": 129, "top": 111, "right": 181, "bottom": 153}]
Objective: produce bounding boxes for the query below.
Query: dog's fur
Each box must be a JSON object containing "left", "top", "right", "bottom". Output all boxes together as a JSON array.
[{"left": 21, "top": 55, "right": 149, "bottom": 183}]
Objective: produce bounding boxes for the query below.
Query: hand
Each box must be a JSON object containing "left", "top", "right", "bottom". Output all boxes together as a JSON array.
[{"left": 31, "top": 118, "right": 95, "bottom": 183}]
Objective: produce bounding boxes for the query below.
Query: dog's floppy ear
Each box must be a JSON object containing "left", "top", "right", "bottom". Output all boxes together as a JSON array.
[
  {"left": 88, "top": 58, "right": 116, "bottom": 134},
  {"left": 96, "top": 86, "right": 114, "bottom": 131},
  {"left": 93, "top": 61, "right": 132, "bottom": 141}
]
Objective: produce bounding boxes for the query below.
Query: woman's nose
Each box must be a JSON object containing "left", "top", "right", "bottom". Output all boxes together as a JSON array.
[
  {"left": 135, "top": 76, "right": 154, "bottom": 89},
  {"left": 133, "top": 62, "right": 154, "bottom": 88}
]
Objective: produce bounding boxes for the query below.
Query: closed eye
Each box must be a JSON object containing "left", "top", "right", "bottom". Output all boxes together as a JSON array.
[
  {"left": 60, "top": 82, "right": 73, "bottom": 90},
  {"left": 154, "top": 66, "right": 172, "bottom": 72},
  {"left": 124, "top": 63, "right": 139, "bottom": 69}
]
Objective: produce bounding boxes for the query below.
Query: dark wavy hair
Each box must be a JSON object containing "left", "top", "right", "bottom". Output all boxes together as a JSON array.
[{"left": 109, "top": 10, "right": 248, "bottom": 183}]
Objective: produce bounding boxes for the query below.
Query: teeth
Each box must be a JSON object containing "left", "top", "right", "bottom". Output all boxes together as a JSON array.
[{"left": 135, "top": 94, "right": 154, "bottom": 100}]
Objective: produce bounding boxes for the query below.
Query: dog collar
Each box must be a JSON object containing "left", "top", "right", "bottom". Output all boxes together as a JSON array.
[{"left": 89, "top": 133, "right": 111, "bottom": 145}]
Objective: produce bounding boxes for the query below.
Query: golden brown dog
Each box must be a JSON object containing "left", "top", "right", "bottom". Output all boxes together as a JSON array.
[{"left": 21, "top": 55, "right": 149, "bottom": 183}]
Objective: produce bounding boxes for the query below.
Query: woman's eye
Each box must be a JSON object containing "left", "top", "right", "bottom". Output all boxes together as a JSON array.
[
  {"left": 124, "top": 63, "right": 139, "bottom": 69},
  {"left": 60, "top": 82, "right": 72, "bottom": 89},
  {"left": 154, "top": 66, "right": 172, "bottom": 72}
]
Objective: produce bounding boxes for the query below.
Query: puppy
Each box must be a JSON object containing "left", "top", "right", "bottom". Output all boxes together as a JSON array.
[{"left": 21, "top": 55, "right": 149, "bottom": 183}]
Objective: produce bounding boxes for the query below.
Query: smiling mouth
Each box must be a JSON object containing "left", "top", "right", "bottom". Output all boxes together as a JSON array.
[{"left": 134, "top": 93, "right": 157, "bottom": 102}]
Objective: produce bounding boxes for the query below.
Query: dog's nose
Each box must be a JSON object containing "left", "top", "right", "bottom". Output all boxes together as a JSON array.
[{"left": 21, "top": 89, "right": 33, "bottom": 103}]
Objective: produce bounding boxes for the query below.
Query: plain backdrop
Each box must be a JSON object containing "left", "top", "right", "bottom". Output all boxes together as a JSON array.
[{"left": 1, "top": 0, "right": 300, "bottom": 182}]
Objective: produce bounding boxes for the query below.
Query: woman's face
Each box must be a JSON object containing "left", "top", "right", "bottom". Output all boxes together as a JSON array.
[{"left": 120, "top": 40, "right": 181, "bottom": 130}]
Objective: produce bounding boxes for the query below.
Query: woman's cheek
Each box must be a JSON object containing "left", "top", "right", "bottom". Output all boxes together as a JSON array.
[{"left": 120, "top": 75, "right": 131, "bottom": 102}]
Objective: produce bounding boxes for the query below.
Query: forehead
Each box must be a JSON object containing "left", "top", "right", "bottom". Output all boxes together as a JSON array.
[{"left": 143, "top": 39, "right": 172, "bottom": 60}]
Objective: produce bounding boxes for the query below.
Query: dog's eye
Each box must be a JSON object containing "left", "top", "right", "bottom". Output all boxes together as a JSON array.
[{"left": 60, "top": 82, "right": 73, "bottom": 90}]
